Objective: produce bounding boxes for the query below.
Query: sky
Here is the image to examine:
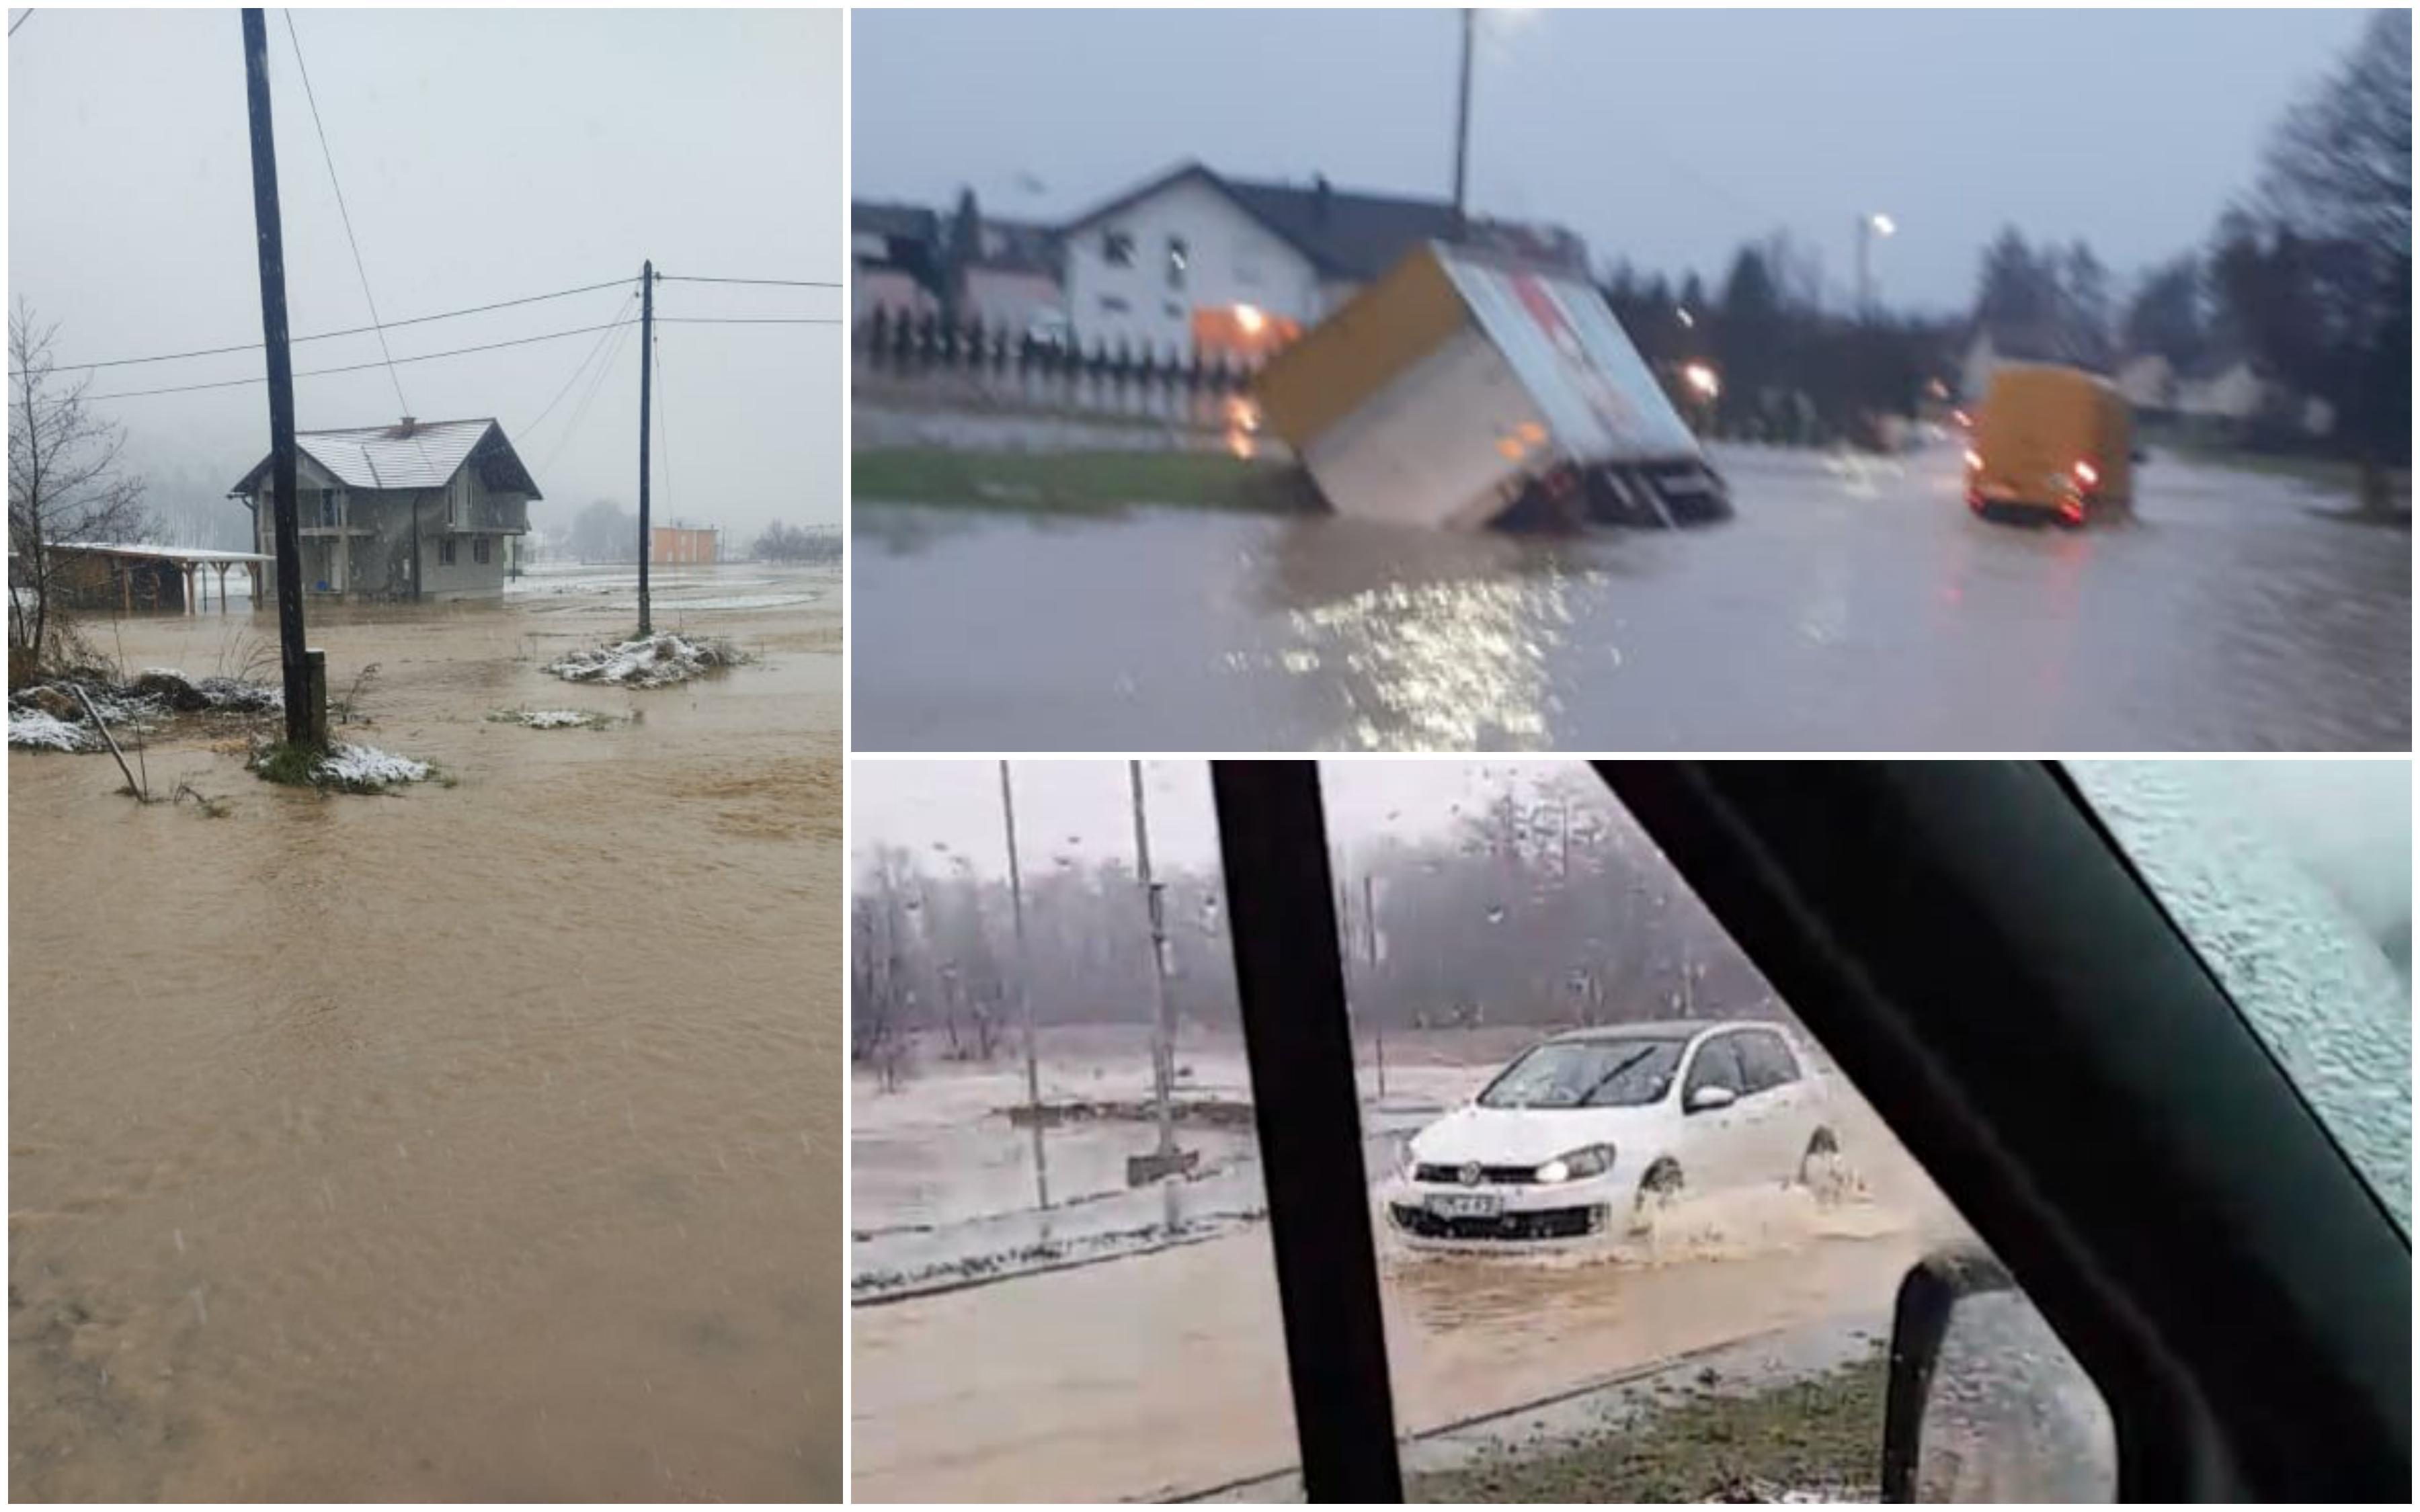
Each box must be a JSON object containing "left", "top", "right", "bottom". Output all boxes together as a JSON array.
[
  {"left": 853, "top": 759, "right": 2414, "bottom": 960},
  {"left": 852, "top": 760, "right": 1591, "bottom": 878},
  {"left": 8, "top": 8, "right": 844, "bottom": 542},
  {"left": 854, "top": 7, "right": 2370, "bottom": 315}
]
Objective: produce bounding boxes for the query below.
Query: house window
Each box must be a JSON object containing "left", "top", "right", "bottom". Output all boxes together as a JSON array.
[
  {"left": 1100, "top": 295, "right": 1130, "bottom": 314},
  {"left": 1166, "top": 236, "right": 1188, "bottom": 290},
  {"left": 317, "top": 489, "right": 340, "bottom": 528},
  {"left": 439, "top": 538, "right": 457, "bottom": 567},
  {"left": 1164, "top": 300, "right": 1184, "bottom": 319},
  {"left": 1102, "top": 230, "right": 1135, "bottom": 268},
  {"left": 473, "top": 536, "right": 491, "bottom": 566}
]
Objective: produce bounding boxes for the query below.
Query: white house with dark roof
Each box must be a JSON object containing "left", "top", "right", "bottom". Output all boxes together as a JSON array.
[
  {"left": 229, "top": 417, "right": 538, "bottom": 601},
  {"left": 1058, "top": 161, "right": 1588, "bottom": 364}
]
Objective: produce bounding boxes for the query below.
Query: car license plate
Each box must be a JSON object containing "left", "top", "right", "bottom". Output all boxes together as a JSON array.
[{"left": 1427, "top": 1192, "right": 1501, "bottom": 1220}]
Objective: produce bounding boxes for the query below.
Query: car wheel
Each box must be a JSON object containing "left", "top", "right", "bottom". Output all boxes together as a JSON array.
[
  {"left": 1798, "top": 1128, "right": 1855, "bottom": 1204},
  {"left": 1627, "top": 1159, "right": 1683, "bottom": 1236}
]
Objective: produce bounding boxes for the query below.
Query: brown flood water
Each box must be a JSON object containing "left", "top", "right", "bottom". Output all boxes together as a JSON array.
[
  {"left": 9, "top": 565, "right": 841, "bottom": 1501},
  {"left": 852, "top": 1095, "right": 1968, "bottom": 1503}
]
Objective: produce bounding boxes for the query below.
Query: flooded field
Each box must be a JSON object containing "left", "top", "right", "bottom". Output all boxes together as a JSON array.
[
  {"left": 9, "top": 563, "right": 842, "bottom": 1500},
  {"left": 854, "top": 443, "right": 2410, "bottom": 751},
  {"left": 850, "top": 1027, "right": 1970, "bottom": 1503}
]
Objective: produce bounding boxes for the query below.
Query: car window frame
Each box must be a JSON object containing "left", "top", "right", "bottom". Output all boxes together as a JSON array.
[
  {"left": 1197, "top": 760, "right": 2406, "bottom": 1503},
  {"left": 1681, "top": 1030, "right": 1744, "bottom": 1103}
]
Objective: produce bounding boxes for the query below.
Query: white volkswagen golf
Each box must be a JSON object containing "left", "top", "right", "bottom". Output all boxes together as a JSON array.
[{"left": 1384, "top": 1019, "right": 1841, "bottom": 1247}]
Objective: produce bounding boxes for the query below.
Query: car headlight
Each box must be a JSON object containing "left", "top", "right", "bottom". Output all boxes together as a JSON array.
[{"left": 1533, "top": 1144, "right": 1615, "bottom": 1184}]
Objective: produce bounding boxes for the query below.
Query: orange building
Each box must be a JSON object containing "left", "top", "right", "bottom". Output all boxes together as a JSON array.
[{"left": 650, "top": 526, "right": 719, "bottom": 565}]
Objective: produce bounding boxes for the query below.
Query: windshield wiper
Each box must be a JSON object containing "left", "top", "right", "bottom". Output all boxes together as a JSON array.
[{"left": 1576, "top": 1047, "right": 1658, "bottom": 1107}]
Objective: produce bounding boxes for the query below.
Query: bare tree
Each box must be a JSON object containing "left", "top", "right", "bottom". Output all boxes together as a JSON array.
[{"left": 9, "top": 301, "right": 149, "bottom": 677}]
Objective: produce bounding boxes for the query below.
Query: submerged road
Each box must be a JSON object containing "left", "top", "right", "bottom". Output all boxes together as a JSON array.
[{"left": 854, "top": 445, "right": 2409, "bottom": 751}]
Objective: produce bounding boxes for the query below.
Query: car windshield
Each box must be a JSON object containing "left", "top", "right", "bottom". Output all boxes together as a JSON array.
[
  {"left": 1478, "top": 1038, "right": 1688, "bottom": 1109},
  {"left": 2067, "top": 761, "right": 2411, "bottom": 1231}
]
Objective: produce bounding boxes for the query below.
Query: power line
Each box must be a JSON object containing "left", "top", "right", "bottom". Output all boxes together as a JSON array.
[
  {"left": 538, "top": 310, "right": 639, "bottom": 478},
  {"left": 284, "top": 10, "right": 410, "bottom": 421},
  {"left": 521, "top": 288, "right": 636, "bottom": 444},
  {"left": 85, "top": 320, "right": 637, "bottom": 402},
  {"left": 8, "top": 11, "right": 30, "bottom": 40},
  {"left": 11, "top": 276, "right": 635, "bottom": 378},
  {"left": 658, "top": 275, "right": 843, "bottom": 288},
  {"left": 654, "top": 316, "right": 842, "bottom": 325}
]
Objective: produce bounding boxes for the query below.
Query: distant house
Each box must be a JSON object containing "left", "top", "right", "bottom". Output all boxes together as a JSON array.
[
  {"left": 2172, "top": 357, "right": 2269, "bottom": 427},
  {"left": 1058, "top": 160, "right": 1589, "bottom": 364},
  {"left": 2114, "top": 352, "right": 2177, "bottom": 415},
  {"left": 229, "top": 417, "right": 539, "bottom": 602},
  {"left": 853, "top": 200, "right": 944, "bottom": 324},
  {"left": 959, "top": 217, "right": 1065, "bottom": 334},
  {"left": 651, "top": 524, "right": 719, "bottom": 565}
]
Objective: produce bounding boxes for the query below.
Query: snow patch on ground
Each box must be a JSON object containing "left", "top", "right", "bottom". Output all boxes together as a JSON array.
[
  {"left": 487, "top": 707, "right": 620, "bottom": 730},
  {"left": 543, "top": 633, "right": 747, "bottom": 687},
  {"left": 8, "top": 708, "right": 95, "bottom": 751},
  {"left": 314, "top": 743, "right": 433, "bottom": 786}
]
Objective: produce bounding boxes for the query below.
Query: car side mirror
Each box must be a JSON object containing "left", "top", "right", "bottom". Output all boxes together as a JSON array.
[
  {"left": 1882, "top": 1246, "right": 2116, "bottom": 1502},
  {"left": 1685, "top": 1084, "right": 1736, "bottom": 1113}
]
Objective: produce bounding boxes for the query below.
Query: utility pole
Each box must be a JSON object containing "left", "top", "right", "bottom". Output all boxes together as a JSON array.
[
  {"left": 636, "top": 259, "right": 654, "bottom": 637},
  {"left": 1001, "top": 761, "right": 1050, "bottom": 1214},
  {"left": 1364, "top": 871, "right": 1385, "bottom": 1103},
  {"left": 1451, "top": 7, "right": 1475, "bottom": 239},
  {"left": 1129, "top": 761, "right": 1186, "bottom": 1229},
  {"left": 240, "top": 8, "right": 311, "bottom": 746}
]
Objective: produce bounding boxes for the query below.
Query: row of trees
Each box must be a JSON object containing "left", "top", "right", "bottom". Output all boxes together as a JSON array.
[
  {"left": 852, "top": 769, "right": 1774, "bottom": 1085},
  {"left": 1603, "top": 233, "right": 1960, "bottom": 446},
  {"left": 752, "top": 520, "right": 840, "bottom": 562},
  {"left": 1997, "top": 13, "right": 2407, "bottom": 476}
]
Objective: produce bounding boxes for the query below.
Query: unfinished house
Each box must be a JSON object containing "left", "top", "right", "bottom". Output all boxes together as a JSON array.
[{"left": 229, "top": 417, "right": 539, "bottom": 601}]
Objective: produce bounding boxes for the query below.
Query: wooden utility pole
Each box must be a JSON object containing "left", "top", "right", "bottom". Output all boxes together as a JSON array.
[
  {"left": 240, "top": 7, "right": 311, "bottom": 745},
  {"left": 1001, "top": 761, "right": 1050, "bottom": 1213},
  {"left": 636, "top": 259, "right": 654, "bottom": 636}
]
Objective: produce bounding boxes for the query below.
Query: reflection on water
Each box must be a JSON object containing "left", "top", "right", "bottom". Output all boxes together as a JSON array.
[
  {"left": 855, "top": 446, "right": 2409, "bottom": 750},
  {"left": 9, "top": 565, "right": 841, "bottom": 1500}
]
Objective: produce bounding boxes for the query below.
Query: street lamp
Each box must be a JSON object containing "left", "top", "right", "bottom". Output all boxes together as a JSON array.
[{"left": 1857, "top": 211, "right": 1897, "bottom": 319}]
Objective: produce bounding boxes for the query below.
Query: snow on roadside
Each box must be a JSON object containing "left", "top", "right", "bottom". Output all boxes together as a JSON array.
[{"left": 543, "top": 632, "right": 747, "bottom": 688}]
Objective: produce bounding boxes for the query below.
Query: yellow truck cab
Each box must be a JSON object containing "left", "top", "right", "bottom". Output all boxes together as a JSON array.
[{"left": 1965, "top": 364, "right": 2134, "bottom": 526}]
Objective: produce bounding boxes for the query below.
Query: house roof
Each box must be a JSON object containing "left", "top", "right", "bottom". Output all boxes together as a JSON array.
[
  {"left": 1061, "top": 160, "right": 1586, "bottom": 283},
  {"left": 229, "top": 419, "right": 540, "bottom": 501},
  {"left": 852, "top": 200, "right": 940, "bottom": 245}
]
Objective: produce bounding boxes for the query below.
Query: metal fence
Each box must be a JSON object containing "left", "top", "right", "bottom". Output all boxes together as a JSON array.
[{"left": 854, "top": 306, "right": 1265, "bottom": 429}]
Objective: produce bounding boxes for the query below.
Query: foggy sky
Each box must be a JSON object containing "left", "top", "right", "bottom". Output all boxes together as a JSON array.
[
  {"left": 8, "top": 8, "right": 842, "bottom": 542},
  {"left": 853, "top": 759, "right": 2413, "bottom": 951},
  {"left": 854, "top": 7, "right": 2370, "bottom": 314},
  {"left": 852, "top": 760, "right": 1582, "bottom": 880}
]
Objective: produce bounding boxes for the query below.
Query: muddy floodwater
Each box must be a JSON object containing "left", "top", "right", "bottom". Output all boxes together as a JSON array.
[
  {"left": 854, "top": 444, "right": 2410, "bottom": 751},
  {"left": 10, "top": 564, "right": 841, "bottom": 1500},
  {"left": 851, "top": 1030, "right": 1970, "bottom": 1502}
]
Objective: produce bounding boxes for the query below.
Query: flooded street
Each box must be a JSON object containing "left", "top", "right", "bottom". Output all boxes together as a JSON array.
[
  {"left": 854, "top": 444, "right": 2409, "bottom": 751},
  {"left": 850, "top": 1029, "right": 1970, "bottom": 1503},
  {"left": 9, "top": 564, "right": 842, "bottom": 1500}
]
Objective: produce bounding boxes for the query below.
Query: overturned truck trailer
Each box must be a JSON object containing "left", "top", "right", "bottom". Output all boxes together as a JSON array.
[{"left": 1254, "top": 241, "right": 1730, "bottom": 532}]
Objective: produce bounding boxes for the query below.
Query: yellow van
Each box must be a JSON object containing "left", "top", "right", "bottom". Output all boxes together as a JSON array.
[{"left": 1964, "top": 364, "right": 2134, "bottom": 526}]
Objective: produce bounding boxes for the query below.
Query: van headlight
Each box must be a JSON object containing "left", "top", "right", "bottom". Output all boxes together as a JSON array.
[{"left": 1533, "top": 1144, "right": 1615, "bottom": 1184}]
